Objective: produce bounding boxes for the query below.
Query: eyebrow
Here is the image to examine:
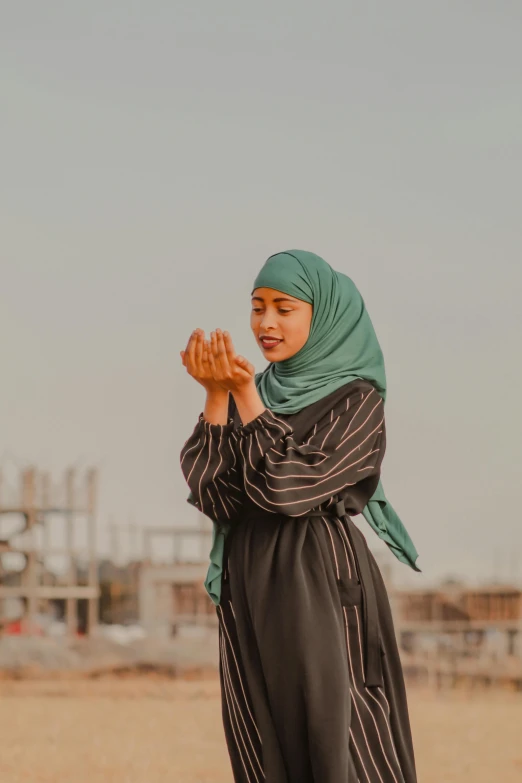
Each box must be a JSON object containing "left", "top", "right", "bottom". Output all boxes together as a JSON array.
[{"left": 251, "top": 296, "right": 299, "bottom": 303}]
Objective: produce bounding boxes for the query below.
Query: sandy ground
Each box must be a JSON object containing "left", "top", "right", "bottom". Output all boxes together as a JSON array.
[{"left": 0, "top": 678, "right": 521, "bottom": 783}]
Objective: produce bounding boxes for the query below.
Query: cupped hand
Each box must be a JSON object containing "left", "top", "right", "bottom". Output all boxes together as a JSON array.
[
  {"left": 208, "top": 330, "right": 255, "bottom": 393},
  {"left": 180, "top": 329, "right": 228, "bottom": 392}
]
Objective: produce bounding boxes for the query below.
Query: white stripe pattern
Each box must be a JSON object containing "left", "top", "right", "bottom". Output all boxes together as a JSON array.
[{"left": 180, "top": 382, "right": 412, "bottom": 782}]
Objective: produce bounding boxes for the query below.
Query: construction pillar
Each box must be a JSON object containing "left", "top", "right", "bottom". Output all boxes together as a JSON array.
[
  {"left": 87, "top": 468, "right": 99, "bottom": 634},
  {"left": 65, "top": 468, "right": 78, "bottom": 636}
]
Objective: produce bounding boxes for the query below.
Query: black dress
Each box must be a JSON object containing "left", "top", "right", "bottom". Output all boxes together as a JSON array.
[{"left": 180, "top": 380, "right": 417, "bottom": 783}]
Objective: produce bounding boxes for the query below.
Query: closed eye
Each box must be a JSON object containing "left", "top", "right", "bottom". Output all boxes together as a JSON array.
[{"left": 252, "top": 308, "right": 293, "bottom": 314}]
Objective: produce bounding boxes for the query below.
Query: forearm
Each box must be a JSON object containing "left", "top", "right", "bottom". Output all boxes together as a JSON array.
[
  {"left": 203, "top": 388, "right": 230, "bottom": 424},
  {"left": 233, "top": 381, "right": 267, "bottom": 425}
]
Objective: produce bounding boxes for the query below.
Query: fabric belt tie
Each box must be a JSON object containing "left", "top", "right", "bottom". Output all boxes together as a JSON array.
[{"left": 306, "top": 498, "right": 384, "bottom": 688}]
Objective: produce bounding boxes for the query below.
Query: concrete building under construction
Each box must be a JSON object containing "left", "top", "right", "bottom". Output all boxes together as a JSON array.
[
  {"left": 2, "top": 464, "right": 521, "bottom": 690},
  {"left": 0, "top": 466, "right": 99, "bottom": 636},
  {"left": 392, "top": 582, "right": 522, "bottom": 687}
]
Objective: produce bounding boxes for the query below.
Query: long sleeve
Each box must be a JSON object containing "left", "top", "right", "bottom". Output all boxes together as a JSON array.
[
  {"left": 233, "top": 385, "right": 385, "bottom": 517},
  {"left": 180, "top": 413, "right": 244, "bottom": 524}
]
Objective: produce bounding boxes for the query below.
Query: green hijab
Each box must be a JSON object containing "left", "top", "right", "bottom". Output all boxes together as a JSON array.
[
  {"left": 203, "top": 250, "right": 419, "bottom": 604},
  {"left": 253, "top": 250, "right": 387, "bottom": 412}
]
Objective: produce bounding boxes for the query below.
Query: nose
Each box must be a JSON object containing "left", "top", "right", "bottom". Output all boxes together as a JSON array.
[{"left": 259, "top": 311, "right": 278, "bottom": 331}]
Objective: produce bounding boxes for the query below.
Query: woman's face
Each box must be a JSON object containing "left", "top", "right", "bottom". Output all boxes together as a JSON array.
[{"left": 251, "top": 287, "right": 313, "bottom": 362}]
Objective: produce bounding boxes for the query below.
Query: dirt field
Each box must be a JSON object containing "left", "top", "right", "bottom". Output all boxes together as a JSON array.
[{"left": 0, "top": 678, "right": 521, "bottom": 783}]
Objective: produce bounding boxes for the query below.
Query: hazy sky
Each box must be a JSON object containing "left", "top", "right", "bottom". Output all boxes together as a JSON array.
[{"left": 1, "top": 2, "right": 521, "bottom": 584}]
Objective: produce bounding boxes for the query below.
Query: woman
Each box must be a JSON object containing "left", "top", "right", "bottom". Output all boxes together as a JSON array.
[{"left": 180, "top": 250, "right": 418, "bottom": 783}]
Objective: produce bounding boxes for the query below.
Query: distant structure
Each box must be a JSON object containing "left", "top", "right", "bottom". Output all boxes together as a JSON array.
[
  {"left": 0, "top": 466, "right": 99, "bottom": 636},
  {"left": 138, "top": 516, "right": 214, "bottom": 635},
  {"left": 0, "top": 462, "right": 216, "bottom": 638},
  {"left": 394, "top": 582, "right": 522, "bottom": 687}
]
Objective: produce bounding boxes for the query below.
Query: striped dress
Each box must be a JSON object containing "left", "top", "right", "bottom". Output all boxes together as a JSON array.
[{"left": 180, "top": 380, "right": 417, "bottom": 783}]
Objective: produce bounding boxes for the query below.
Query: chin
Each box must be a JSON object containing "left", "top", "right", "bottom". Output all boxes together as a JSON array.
[
  {"left": 258, "top": 342, "right": 292, "bottom": 362},
  {"left": 267, "top": 351, "right": 290, "bottom": 363}
]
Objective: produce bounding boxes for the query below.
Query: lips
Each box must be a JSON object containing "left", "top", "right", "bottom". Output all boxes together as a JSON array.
[{"left": 260, "top": 337, "right": 283, "bottom": 349}]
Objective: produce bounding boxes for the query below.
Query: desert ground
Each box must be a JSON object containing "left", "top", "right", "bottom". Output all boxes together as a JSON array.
[{"left": 0, "top": 677, "right": 521, "bottom": 783}]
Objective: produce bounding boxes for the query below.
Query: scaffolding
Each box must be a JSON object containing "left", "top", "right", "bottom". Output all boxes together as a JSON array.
[{"left": 0, "top": 466, "right": 99, "bottom": 636}]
